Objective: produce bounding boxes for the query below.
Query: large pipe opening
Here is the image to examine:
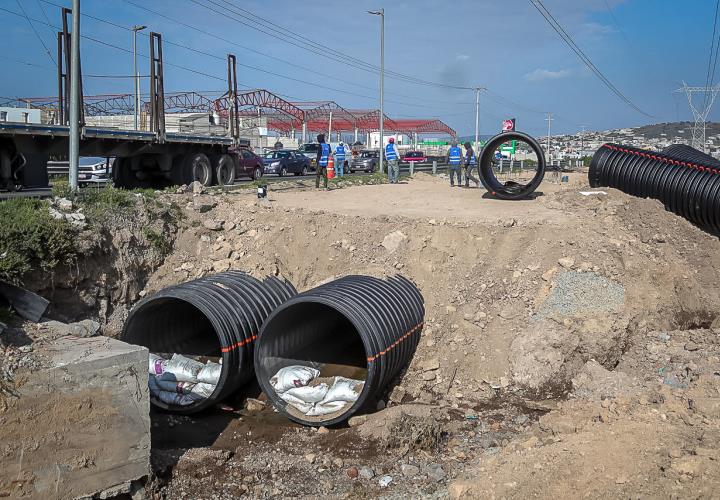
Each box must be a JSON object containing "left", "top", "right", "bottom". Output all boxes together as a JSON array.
[
  {"left": 256, "top": 301, "right": 369, "bottom": 424},
  {"left": 123, "top": 297, "right": 222, "bottom": 357},
  {"left": 123, "top": 297, "right": 224, "bottom": 412}
]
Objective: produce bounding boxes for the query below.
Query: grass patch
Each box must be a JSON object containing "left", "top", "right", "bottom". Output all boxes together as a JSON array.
[{"left": 0, "top": 198, "right": 77, "bottom": 284}]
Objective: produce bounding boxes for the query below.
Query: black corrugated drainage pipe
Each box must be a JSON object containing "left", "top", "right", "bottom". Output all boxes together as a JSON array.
[
  {"left": 254, "top": 275, "right": 425, "bottom": 426},
  {"left": 589, "top": 143, "right": 720, "bottom": 235},
  {"left": 662, "top": 144, "right": 720, "bottom": 169},
  {"left": 121, "top": 271, "right": 297, "bottom": 413},
  {"left": 478, "top": 131, "right": 546, "bottom": 200}
]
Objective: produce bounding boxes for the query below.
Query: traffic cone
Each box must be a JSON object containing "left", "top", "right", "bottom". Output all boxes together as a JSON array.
[{"left": 327, "top": 154, "right": 335, "bottom": 179}]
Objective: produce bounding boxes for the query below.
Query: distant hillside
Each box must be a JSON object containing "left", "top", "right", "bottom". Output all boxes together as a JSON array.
[{"left": 603, "top": 122, "right": 720, "bottom": 140}]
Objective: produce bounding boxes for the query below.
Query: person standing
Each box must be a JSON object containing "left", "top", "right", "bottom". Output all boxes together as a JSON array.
[
  {"left": 463, "top": 141, "right": 479, "bottom": 187},
  {"left": 447, "top": 141, "right": 462, "bottom": 187},
  {"left": 385, "top": 137, "right": 400, "bottom": 184},
  {"left": 315, "top": 134, "right": 331, "bottom": 189},
  {"left": 335, "top": 142, "right": 346, "bottom": 177}
]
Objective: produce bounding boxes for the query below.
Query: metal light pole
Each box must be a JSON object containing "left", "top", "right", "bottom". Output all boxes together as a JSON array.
[
  {"left": 474, "top": 86, "right": 485, "bottom": 155},
  {"left": 368, "top": 9, "right": 384, "bottom": 174},
  {"left": 132, "top": 25, "right": 146, "bottom": 131},
  {"left": 545, "top": 112, "right": 553, "bottom": 163},
  {"left": 68, "top": 0, "right": 81, "bottom": 191}
]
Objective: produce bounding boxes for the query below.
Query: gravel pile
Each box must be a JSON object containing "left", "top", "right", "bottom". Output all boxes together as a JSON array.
[{"left": 539, "top": 271, "right": 625, "bottom": 317}]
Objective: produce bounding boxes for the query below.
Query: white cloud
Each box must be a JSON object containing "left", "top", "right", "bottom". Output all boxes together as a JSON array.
[
  {"left": 456, "top": 54, "right": 470, "bottom": 61},
  {"left": 524, "top": 68, "right": 573, "bottom": 82}
]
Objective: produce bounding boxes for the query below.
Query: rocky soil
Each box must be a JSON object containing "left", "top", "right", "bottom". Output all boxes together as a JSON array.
[{"left": 2, "top": 172, "right": 720, "bottom": 498}]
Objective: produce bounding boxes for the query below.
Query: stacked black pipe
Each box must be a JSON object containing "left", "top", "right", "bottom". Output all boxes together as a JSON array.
[
  {"left": 255, "top": 275, "right": 425, "bottom": 426},
  {"left": 121, "top": 271, "right": 297, "bottom": 413},
  {"left": 589, "top": 143, "right": 720, "bottom": 235}
]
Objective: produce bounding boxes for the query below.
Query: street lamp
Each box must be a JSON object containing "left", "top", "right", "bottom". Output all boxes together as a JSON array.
[
  {"left": 132, "top": 24, "right": 147, "bottom": 131},
  {"left": 367, "top": 9, "right": 384, "bottom": 174}
]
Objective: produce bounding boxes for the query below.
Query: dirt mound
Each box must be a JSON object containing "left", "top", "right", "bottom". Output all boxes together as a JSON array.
[{"left": 7, "top": 172, "right": 720, "bottom": 497}]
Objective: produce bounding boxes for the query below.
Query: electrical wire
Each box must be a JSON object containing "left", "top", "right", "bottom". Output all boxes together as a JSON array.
[
  {"left": 529, "top": 0, "right": 654, "bottom": 118},
  {"left": 15, "top": 0, "right": 56, "bottom": 66},
  {"left": 192, "top": 0, "right": 475, "bottom": 91},
  {"left": 703, "top": 0, "right": 720, "bottom": 112}
]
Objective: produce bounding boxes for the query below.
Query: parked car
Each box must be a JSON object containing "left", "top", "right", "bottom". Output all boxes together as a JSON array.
[
  {"left": 402, "top": 151, "right": 427, "bottom": 163},
  {"left": 297, "top": 143, "right": 320, "bottom": 169},
  {"left": 349, "top": 150, "right": 378, "bottom": 173},
  {"left": 262, "top": 150, "right": 311, "bottom": 176},
  {"left": 232, "top": 147, "right": 264, "bottom": 181},
  {"left": 46, "top": 157, "right": 114, "bottom": 187}
]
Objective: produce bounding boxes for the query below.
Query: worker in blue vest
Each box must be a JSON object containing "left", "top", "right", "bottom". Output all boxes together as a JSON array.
[
  {"left": 385, "top": 137, "right": 400, "bottom": 183},
  {"left": 315, "top": 133, "right": 331, "bottom": 189},
  {"left": 334, "top": 142, "right": 346, "bottom": 177},
  {"left": 446, "top": 141, "right": 462, "bottom": 187},
  {"left": 463, "top": 141, "right": 479, "bottom": 187}
]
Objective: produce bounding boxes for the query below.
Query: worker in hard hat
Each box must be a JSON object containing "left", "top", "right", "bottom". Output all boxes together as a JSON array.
[
  {"left": 463, "top": 141, "right": 479, "bottom": 188},
  {"left": 385, "top": 137, "right": 400, "bottom": 184},
  {"left": 335, "top": 142, "right": 346, "bottom": 177},
  {"left": 447, "top": 141, "right": 462, "bottom": 187},
  {"left": 315, "top": 133, "right": 330, "bottom": 189}
]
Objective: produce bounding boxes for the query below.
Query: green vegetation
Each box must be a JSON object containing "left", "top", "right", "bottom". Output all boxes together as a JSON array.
[
  {"left": 0, "top": 198, "right": 78, "bottom": 284},
  {"left": 2, "top": 183, "right": 181, "bottom": 284}
]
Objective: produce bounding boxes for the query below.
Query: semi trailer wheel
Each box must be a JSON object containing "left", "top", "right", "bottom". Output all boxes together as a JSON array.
[
  {"left": 183, "top": 153, "right": 212, "bottom": 187},
  {"left": 214, "top": 154, "right": 235, "bottom": 187}
]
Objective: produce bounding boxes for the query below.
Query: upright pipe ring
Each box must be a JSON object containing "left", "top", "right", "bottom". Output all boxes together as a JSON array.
[{"left": 478, "top": 131, "right": 546, "bottom": 200}]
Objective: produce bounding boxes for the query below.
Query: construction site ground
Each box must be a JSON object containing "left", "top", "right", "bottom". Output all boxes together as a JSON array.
[{"left": 2, "top": 171, "right": 720, "bottom": 498}]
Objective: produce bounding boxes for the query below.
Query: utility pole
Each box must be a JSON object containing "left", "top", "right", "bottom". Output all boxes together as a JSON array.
[
  {"left": 132, "top": 25, "right": 147, "bottom": 131},
  {"left": 675, "top": 81, "right": 720, "bottom": 152},
  {"left": 474, "top": 86, "right": 486, "bottom": 155},
  {"left": 579, "top": 125, "right": 587, "bottom": 159},
  {"left": 368, "top": 8, "right": 384, "bottom": 174},
  {"left": 545, "top": 112, "right": 553, "bottom": 163},
  {"left": 68, "top": 0, "right": 80, "bottom": 191}
]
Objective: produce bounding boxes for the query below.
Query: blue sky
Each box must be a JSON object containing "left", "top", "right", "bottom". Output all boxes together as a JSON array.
[{"left": 0, "top": 0, "right": 716, "bottom": 136}]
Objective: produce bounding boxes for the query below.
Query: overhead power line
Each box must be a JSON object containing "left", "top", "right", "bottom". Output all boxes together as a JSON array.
[
  {"left": 529, "top": 0, "right": 654, "bottom": 118},
  {"left": 188, "top": 0, "right": 474, "bottom": 91},
  {"left": 15, "top": 0, "right": 56, "bottom": 66},
  {"left": 702, "top": 0, "right": 720, "bottom": 112}
]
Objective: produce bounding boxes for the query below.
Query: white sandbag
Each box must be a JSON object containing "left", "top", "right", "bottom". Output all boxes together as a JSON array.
[
  {"left": 283, "top": 383, "right": 329, "bottom": 404},
  {"left": 154, "top": 390, "right": 198, "bottom": 406},
  {"left": 305, "top": 400, "right": 347, "bottom": 416},
  {"left": 270, "top": 365, "right": 320, "bottom": 393},
  {"left": 159, "top": 354, "right": 204, "bottom": 383},
  {"left": 321, "top": 377, "right": 364, "bottom": 404},
  {"left": 197, "top": 361, "right": 222, "bottom": 384},
  {"left": 149, "top": 353, "right": 168, "bottom": 376},
  {"left": 279, "top": 395, "right": 313, "bottom": 414},
  {"left": 189, "top": 382, "right": 216, "bottom": 399}
]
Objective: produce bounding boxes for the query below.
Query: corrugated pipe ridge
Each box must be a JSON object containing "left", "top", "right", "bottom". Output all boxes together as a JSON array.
[
  {"left": 589, "top": 143, "right": 720, "bottom": 235},
  {"left": 254, "top": 274, "right": 425, "bottom": 426},
  {"left": 121, "top": 271, "right": 297, "bottom": 413}
]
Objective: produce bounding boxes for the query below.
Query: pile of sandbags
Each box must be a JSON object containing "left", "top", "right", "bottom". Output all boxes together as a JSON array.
[
  {"left": 147, "top": 353, "right": 222, "bottom": 406},
  {"left": 270, "top": 365, "right": 364, "bottom": 417}
]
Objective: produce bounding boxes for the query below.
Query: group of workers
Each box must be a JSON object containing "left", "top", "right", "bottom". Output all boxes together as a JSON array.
[
  {"left": 447, "top": 141, "right": 480, "bottom": 188},
  {"left": 313, "top": 133, "right": 480, "bottom": 189}
]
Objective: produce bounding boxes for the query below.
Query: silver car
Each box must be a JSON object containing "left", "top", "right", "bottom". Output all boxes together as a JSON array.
[{"left": 349, "top": 150, "right": 378, "bottom": 173}]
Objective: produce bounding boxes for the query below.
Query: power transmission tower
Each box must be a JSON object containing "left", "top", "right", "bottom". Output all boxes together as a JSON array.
[{"left": 676, "top": 81, "right": 720, "bottom": 152}]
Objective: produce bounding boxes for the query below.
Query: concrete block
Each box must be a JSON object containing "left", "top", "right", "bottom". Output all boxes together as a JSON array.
[{"left": 0, "top": 336, "right": 150, "bottom": 499}]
